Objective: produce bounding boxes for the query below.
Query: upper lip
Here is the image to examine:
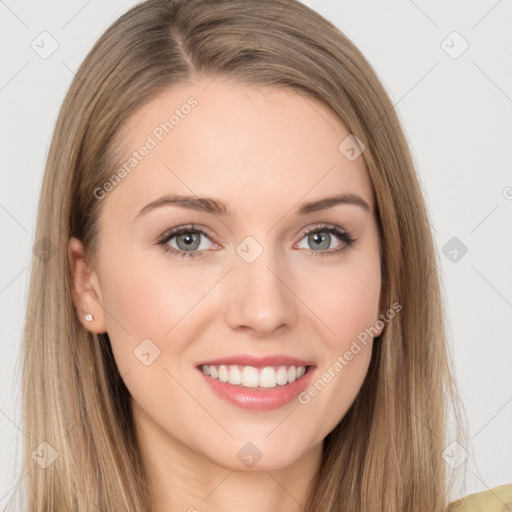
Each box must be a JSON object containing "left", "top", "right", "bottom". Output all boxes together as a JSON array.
[{"left": 196, "top": 354, "right": 316, "bottom": 368}]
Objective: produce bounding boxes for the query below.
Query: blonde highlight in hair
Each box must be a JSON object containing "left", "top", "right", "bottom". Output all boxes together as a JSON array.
[{"left": 12, "top": 0, "right": 467, "bottom": 510}]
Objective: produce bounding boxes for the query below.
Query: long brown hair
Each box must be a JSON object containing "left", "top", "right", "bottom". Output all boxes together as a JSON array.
[{"left": 11, "top": 0, "right": 467, "bottom": 510}]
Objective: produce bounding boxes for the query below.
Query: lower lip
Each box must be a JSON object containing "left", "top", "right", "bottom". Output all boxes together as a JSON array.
[{"left": 197, "top": 366, "right": 316, "bottom": 411}]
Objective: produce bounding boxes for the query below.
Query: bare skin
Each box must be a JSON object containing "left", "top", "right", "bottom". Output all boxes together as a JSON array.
[{"left": 69, "top": 78, "right": 383, "bottom": 512}]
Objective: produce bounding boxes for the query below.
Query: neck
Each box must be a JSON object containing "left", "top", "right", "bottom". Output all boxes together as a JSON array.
[{"left": 134, "top": 407, "right": 322, "bottom": 512}]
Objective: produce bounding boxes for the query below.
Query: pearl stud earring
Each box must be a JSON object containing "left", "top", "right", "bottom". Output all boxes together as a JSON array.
[{"left": 85, "top": 313, "right": 94, "bottom": 322}]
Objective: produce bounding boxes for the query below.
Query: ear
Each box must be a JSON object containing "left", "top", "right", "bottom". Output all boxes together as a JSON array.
[{"left": 68, "top": 236, "right": 107, "bottom": 334}]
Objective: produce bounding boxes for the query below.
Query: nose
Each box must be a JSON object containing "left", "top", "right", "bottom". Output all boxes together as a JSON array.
[{"left": 224, "top": 243, "right": 298, "bottom": 337}]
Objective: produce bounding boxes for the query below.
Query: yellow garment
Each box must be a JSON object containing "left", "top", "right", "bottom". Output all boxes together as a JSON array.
[{"left": 447, "top": 483, "right": 512, "bottom": 511}]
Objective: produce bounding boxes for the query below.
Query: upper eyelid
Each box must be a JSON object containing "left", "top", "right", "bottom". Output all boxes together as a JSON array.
[
  {"left": 160, "top": 222, "right": 349, "bottom": 238},
  {"left": 159, "top": 223, "right": 352, "bottom": 247},
  {"left": 297, "top": 222, "right": 350, "bottom": 236},
  {"left": 158, "top": 224, "right": 211, "bottom": 240}
]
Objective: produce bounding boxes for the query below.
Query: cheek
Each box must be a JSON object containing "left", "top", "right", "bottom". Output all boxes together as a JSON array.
[
  {"left": 96, "top": 245, "right": 189, "bottom": 366},
  {"left": 294, "top": 263, "right": 380, "bottom": 439},
  {"left": 292, "top": 246, "right": 380, "bottom": 432},
  {"left": 97, "top": 240, "right": 224, "bottom": 375},
  {"left": 333, "top": 264, "right": 381, "bottom": 340},
  {"left": 301, "top": 251, "right": 381, "bottom": 349},
  {"left": 299, "top": 340, "right": 373, "bottom": 445}
]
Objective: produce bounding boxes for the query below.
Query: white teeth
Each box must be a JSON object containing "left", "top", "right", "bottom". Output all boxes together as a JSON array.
[
  {"left": 276, "top": 366, "right": 288, "bottom": 385},
  {"left": 218, "top": 365, "right": 229, "bottom": 383},
  {"left": 259, "top": 367, "right": 277, "bottom": 388},
  {"left": 228, "top": 365, "right": 242, "bottom": 385},
  {"left": 201, "top": 364, "right": 309, "bottom": 388},
  {"left": 242, "top": 366, "right": 259, "bottom": 388}
]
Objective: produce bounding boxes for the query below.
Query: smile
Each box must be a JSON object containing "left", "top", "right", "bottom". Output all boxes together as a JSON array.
[
  {"left": 201, "top": 364, "right": 308, "bottom": 389},
  {"left": 197, "top": 363, "right": 316, "bottom": 411}
]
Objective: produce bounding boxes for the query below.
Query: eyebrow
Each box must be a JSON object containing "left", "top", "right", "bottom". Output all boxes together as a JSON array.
[{"left": 135, "top": 192, "right": 371, "bottom": 219}]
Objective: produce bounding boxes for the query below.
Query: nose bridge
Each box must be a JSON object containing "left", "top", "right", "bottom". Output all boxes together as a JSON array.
[{"left": 224, "top": 235, "right": 297, "bottom": 335}]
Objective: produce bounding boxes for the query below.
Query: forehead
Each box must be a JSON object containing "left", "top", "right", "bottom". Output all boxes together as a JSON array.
[{"left": 101, "top": 79, "right": 373, "bottom": 221}]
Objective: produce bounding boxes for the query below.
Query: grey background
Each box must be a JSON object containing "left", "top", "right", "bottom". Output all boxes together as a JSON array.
[{"left": 1, "top": 0, "right": 511, "bottom": 506}]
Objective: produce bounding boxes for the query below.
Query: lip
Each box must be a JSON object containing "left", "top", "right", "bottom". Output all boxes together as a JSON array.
[
  {"left": 195, "top": 354, "right": 316, "bottom": 368},
  {"left": 196, "top": 363, "right": 317, "bottom": 411}
]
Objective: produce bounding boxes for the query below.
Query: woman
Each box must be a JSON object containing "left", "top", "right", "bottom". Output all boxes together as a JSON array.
[{"left": 10, "top": 0, "right": 510, "bottom": 510}]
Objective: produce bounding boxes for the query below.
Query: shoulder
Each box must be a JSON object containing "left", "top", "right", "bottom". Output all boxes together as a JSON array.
[{"left": 447, "top": 483, "right": 512, "bottom": 511}]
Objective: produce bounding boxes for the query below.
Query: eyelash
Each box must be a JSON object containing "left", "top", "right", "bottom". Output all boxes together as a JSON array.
[{"left": 156, "top": 223, "right": 357, "bottom": 259}]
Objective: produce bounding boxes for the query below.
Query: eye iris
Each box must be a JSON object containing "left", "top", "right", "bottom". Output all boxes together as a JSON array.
[
  {"left": 177, "top": 232, "right": 200, "bottom": 251},
  {"left": 309, "top": 231, "right": 330, "bottom": 250}
]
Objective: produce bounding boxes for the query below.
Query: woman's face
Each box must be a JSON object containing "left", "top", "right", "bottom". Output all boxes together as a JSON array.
[{"left": 70, "top": 79, "right": 382, "bottom": 472}]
